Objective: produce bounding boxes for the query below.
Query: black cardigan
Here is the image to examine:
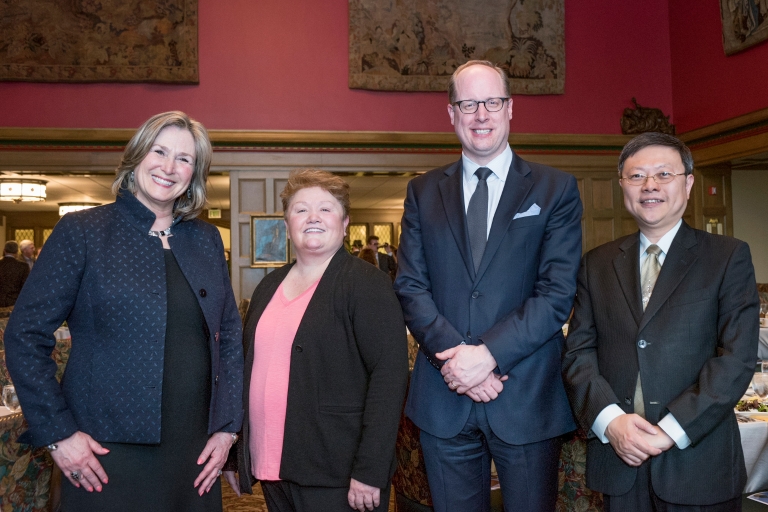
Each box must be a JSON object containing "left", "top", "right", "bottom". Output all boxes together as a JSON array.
[{"left": 235, "top": 247, "right": 408, "bottom": 491}]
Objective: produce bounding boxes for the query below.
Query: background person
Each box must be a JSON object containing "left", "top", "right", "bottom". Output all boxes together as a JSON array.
[
  {"left": 366, "top": 235, "right": 397, "bottom": 280},
  {"left": 5, "top": 111, "right": 244, "bottom": 512},
  {"left": 18, "top": 239, "right": 35, "bottom": 270},
  {"left": 225, "top": 168, "right": 408, "bottom": 512},
  {"left": 563, "top": 132, "right": 758, "bottom": 511},
  {"left": 0, "top": 241, "right": 30, "bottom": 307}
]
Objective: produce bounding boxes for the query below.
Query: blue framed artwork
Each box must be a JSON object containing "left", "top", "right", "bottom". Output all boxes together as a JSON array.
[{"left": 251, "top": 215, "right": 289, "bottom": 267}]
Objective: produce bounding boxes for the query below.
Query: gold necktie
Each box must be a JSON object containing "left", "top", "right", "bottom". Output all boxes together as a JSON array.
[{"left": 635, "top": 244, "right": 662, "bottom": 418}]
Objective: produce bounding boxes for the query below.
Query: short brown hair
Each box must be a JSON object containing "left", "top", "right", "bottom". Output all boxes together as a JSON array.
[
  {"left": 111, "top": 111, "right": 212, "bottom": 221},
  {"left": 4, "top": 241, "right": 18, "bottom": 254},
  {"left": 280, "top": 168, "right": 350, "bottom": 219},
  {"left": 448, "top": 60, "right": 510, "bottom": 104}
]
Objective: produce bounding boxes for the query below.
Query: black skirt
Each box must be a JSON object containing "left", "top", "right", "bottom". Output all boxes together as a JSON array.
[{"left": 62, "top": 250, "right": 220, "bottom": 512}]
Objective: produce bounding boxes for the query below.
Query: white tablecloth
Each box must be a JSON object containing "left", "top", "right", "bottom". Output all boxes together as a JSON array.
[
  {"left": 742, "top": 419, "right": 768, "bottom": 492},
  {"left": 758, "top": 328, "right": 768, "bottom": 359}
]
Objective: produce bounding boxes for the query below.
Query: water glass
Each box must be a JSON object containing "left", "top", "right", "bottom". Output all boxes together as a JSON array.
[
  {"left": 754, "top": 373, "right": 768, "bottom": 401},
  {"left": 2, "top": 385, "right": 20, "bottom": 412}
]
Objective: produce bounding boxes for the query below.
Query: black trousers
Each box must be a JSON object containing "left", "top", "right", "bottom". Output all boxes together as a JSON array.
[
  {"left": 604, "top": 461, "right": 741, "bottom": 512},
  {"left": 261, "top": 480, "right": 391, "bottom": 512}
]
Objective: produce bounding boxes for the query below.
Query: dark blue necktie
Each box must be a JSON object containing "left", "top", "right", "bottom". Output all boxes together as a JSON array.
[{"left": 467, "top": 167, "right": 492, "bottom": 273}]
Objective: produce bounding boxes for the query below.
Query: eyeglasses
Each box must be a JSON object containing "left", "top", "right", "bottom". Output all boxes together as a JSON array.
[
  {"left": 619, "top": 171, "right": 687, "bottom": 186},
  {"left": 452, "top": 97, "right": 509, "bottom": 114}
]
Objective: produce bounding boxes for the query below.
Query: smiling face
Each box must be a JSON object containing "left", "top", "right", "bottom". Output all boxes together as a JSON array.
[
  {"left": 133, "top": 125, "right": 196, "bottom": 217},
  {"left": 285, "top": 186, "right": 349, "bottom": 262},
  {"left": 620, "top": 145, "right": 694, "bottom": 242},
  {"left": 447, "top": 64, "right": 513, "bottom": 166}
]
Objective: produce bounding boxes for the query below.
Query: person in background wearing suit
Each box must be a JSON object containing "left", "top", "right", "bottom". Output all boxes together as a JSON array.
[
  {"left": 366, "top": 235, "right": 397, "bottom": 280},
  {"left": 0, "top": 241, "right": 30, "bottom": 307},
  {"left": 225, "top": 168, "right": 408, "bottom": 512},
  {"left": 5, "top": 111, "right": 243, "bottom": 512},
  {"left": 563, "top": 132, "right": 759, "bottom": 511},
  {"left": 18, "top": 239, "right": 35, "bottom": 270},
  {"left": 394, "top": 60, "right": 582, "bottom": 512}
]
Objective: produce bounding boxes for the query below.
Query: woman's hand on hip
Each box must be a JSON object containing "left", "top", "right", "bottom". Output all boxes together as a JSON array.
[
  {"left": 194, "top": 432, "right": 234, "bottom": 496},
  {"left": 348, "top": 478, "right": 380, "bottom": 511},
  {"left": 50, "top": 431, "right": 110, "bottom": 492}
]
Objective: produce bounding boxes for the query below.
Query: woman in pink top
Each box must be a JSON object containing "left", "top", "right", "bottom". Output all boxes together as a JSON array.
[{"left": 224, "top": 169, "right": 408, "bottom": 512}]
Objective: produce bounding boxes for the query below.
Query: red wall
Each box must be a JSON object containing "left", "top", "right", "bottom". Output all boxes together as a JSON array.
[
  {"left": 0, "top": 0, "right": 672, "bottom": 135},
  {"left": 669, "top": 0, "right": 768, "bottom": 133}
]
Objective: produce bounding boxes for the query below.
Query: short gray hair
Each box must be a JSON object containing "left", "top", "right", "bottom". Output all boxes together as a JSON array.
[{"left": 112, "top": 111, "right": 212, "bottom": 221}]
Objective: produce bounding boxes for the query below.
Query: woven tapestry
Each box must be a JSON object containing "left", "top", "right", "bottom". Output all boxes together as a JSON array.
[
  {"left": 0, "top": 0, "right": 198, "bottom": 83},
  {"left": 349, "top": 0, "right": 564, "bottom": 95},
  {"left": 720, "top": 0, "right": 768, "bottom": 55}
]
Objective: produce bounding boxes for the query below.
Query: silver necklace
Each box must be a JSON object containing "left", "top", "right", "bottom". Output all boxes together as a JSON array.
[{"left": 148, "top": 226, "right": 172, "bottom": 237}]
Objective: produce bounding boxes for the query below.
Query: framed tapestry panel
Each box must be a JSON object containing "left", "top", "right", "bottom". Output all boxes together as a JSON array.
[
  {"left": 0, "top": 0, "right": 198, "bottom": 83},
  {"left": 720, "top": 0, "right": 768, "bottom": 55},
  {"left": 349, "top": 0, "right": 564, "bottom": 94},
  {"left": 251, "top": 215, "right": 289, "bottom": 268}
]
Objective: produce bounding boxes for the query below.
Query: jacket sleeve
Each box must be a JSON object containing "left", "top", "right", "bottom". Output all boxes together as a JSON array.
[
  {"left": 350, "top": 267, "right": 409, "bottom": 489},
  {"left": 394, "top": 180, "right": 465, "bottom": 367},
  {"left": 665, "top": 241, "right": 758, "bottom": 444},
  {"left": 4, "top": 215, "right": 86, "bottom": 446},
  {"left": 212, "top": 228, "right": 244, "bottom": 434},
  {"left": 480, "top": 173, "right": 582, "bottom": 375},
  {"left": 562, "top": 251, "right": 622, "bottom": 430}
]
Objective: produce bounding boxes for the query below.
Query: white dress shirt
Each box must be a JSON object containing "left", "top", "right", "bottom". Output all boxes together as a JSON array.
[
  {"left": 462, "top": 145, "right": 513, "bottom": 238},
  {"left": 591, "top": 219, "right": 691, "bottom": 450}
]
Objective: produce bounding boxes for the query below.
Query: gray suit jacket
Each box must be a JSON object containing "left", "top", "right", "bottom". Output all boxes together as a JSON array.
[{"left": 563, "top": 221, "right": 759, "bottom": 504}]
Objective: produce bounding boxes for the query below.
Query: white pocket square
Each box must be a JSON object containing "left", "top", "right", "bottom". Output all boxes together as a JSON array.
[{"left": 513, "top": 203, "right": 541, "bottom": 219}]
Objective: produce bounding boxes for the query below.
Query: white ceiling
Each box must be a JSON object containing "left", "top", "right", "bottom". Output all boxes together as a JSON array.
[{"left": 0, "top": 172, "right": 414, "bottom": 213}]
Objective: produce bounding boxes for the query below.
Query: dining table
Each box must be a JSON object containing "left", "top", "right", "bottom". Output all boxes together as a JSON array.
[{"left": 757, "top": 327, "right": 768, "bottom": 359}]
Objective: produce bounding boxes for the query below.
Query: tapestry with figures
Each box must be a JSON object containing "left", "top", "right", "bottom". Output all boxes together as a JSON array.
[{"left": 349, "top": 0, "right": 564, "bottom": 95}]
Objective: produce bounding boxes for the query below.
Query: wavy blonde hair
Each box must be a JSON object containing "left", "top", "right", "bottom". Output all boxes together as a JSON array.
[{"left": 111, "top": 111, "right": 212, "bottom": 221}]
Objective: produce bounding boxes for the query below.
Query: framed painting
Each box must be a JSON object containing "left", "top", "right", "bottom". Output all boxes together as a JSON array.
[
  {"left": 0, "top": 0, "right": 198, "bottom": 83},
  {"left": 720, "top": 0, "right": 768, "bottom": 55},
  {"left": 251, "top": 215, "right": 289, "bottom": 267},
  {"left": 349, "top": 0, "right": 564, "bottom": 94}
]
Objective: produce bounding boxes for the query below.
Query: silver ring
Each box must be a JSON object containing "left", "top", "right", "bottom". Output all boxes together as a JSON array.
[
  {"left": 450, "top": 381, "right": 457, "bottom": 389},
  {"left": 217, "top": 469, "right": 223, "bottom": 476},
  {"left": 71, "top": 471, "right": 81, "bottom": 481}
]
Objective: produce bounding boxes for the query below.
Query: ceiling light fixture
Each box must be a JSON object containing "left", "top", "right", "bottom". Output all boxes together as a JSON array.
[
  {"left": 0, "top": 178, "right": 47, "bottom": 203},
  {"left": 58, "top": 202, "right": 101, "bottom": 216}
]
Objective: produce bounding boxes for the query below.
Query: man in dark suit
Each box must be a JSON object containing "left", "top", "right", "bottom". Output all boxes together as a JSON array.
[
  {"left": 394, "top": 60, "right": 582, "bottom": 512},
  {"left": 366, "top": 235, "right": 397, "bottom": 280},
  {"left": 563, "top": 132, "right": 759, "bottom": 511},
  {"left": 0, "top": 241, "right": 30, "bottom": 307}
]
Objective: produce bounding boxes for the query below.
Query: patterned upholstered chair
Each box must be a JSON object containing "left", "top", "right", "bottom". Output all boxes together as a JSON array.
[{"left": 0, "top": 310, "right": 71, "bottom": 512}]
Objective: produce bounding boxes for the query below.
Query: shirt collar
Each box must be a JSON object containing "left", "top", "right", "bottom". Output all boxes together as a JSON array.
[
  {"left": 639, "top": 219, "right": 682, "bottom": 256},
  {"left": 462, "top": 144, "right": 512, "bottom": 183}
]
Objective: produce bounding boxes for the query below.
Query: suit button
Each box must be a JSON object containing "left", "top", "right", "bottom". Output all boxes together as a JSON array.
[
  {"left": 295, "top": 345, "right": 303, "bottom": 352},
  {"left": 215, "top": 375, "right": 219, "bottom": 384},
  {"left": 199, "top": 289, "right": 207, "bottom": 297},
  {"left": 638, "top": 339, "right": 647, "bottom": 349},
  {"left": 466, "top": 331, "right": 471, "bottom": 337},
  {"left": 625, "top": 397, "right": 632, "bottom": 405},
  {"left": 471, "top": 291, "right": 479, "bottom": 299}
]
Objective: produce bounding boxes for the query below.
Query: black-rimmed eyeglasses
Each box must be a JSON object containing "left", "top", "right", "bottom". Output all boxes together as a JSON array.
[{"left": 452, "top": 97, "right": 509, "bottom": 114}]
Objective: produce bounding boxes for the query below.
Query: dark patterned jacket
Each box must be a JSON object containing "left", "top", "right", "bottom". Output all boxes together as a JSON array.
[{"left": 5, "top": 192, "right": 244, "bottom": 447}]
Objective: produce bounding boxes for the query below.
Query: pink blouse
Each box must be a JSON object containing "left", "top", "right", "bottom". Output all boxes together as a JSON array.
[{"left": 249, "top": 279, "right": 319, "bottom": 481}]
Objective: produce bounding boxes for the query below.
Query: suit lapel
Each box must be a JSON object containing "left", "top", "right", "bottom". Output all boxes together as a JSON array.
[
  {"left": 639, "top": 222, "right": 698, "bottom": 331},
  {"left": 614, "top": 234, "right": 643, "bottom": 326},
  {"left": 438, "top": 160, "right": 475, "bottom": 278},
  {"left": 475, "top": 152, "right": 533, "bottom": 281}
]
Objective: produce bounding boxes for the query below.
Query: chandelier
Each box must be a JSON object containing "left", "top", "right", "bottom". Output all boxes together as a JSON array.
[
  {"left": 59, "top": 202, "right": 101, "bottom": 216},
  {"left": 0, "top": 178, "right": 47, "bottom": 203}
]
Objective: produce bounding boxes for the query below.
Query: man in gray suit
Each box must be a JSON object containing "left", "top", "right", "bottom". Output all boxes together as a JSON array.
[{"left": 563, "top": 132, "right": 759, "bottom": 511}]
